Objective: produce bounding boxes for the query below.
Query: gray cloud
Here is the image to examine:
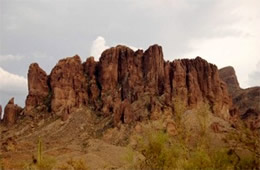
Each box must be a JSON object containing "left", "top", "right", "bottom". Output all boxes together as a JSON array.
[
  {"left": 0, "top": 0, "right": 259, "bottom": 107},
  {"left": 0, "top": 67, "right": 27, "bottom": 107},
  {"left": 248, "top": 61, "right": 260, "bottom": 87},
  {"left": 90, "top": 36, "right": 110, "bottom": 61}
]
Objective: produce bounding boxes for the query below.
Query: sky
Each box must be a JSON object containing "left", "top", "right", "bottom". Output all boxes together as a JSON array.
[{"left": 0, "top": 0, "right": 260, "bottom": 108}]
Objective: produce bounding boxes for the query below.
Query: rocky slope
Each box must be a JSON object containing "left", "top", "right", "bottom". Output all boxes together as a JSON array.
[
  {"left": 219, "top": 66, "right": 260, "bottom": 129},
  {"left": 19, "top": 44, "right": 232, "bottom": 126}
]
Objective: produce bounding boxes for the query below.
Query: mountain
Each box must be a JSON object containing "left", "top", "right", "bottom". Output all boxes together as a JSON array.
[
  {"left": 1, "top": 45, "right": 259, "bottom": 169},
  {"left": 219, "top": 66, "right": 260, "bottom": 129},
  {"left": 2, "top": 44, "right": 232, "bottom": 126}
]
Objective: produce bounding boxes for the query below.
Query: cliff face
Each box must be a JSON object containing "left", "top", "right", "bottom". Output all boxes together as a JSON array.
[
  {"left": 50, "top": 55, "right": 88, "bottom": 118},
  {"left": 219, "top": 66, "right": 260, "bottom": 115},
  {"left": 23, "top": 44, "right": 232, "bottom": 125},
  {"left": 25, "top": 63, "right": 49, "bottom": 115},
  {"left": 219, "top": 66, "right": 240, "bottom": 93},
  {"left": 219, "top": 66, "right": 260, "bottom": 129}
]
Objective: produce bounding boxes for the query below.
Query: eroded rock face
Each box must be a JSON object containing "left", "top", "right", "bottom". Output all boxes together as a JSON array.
[
  {"left": 219, "top": 66, "right": 240, "bottom": 93},
  {"left": 23, "top": 44, "right": 233, "bottom": 125},
  {"left": 50, "top": 55, "right": 88, "bottom": 116},
  {"left": 4, "top": 98, "right": 22, "bottom": 126},
  {"left": 219, "top": 66, "right": 260, "bottom": 128},
  {"left": 95, "top": 45, "right": 232, "bottom": 123},
  {"left": 171, "top": 58, "right": 231, "bottom": 119},
  {"left": 143, "top": 45, "right": 165, "bottom": 95},
  {"left": 83, "top": 57, "right": 100, "bottom": 107},
  {"left": 219, "top": 66, "right": 260, "bottom": 116},
  {"left": 25, "top": 63, "right": 49, "bottom": 115}
]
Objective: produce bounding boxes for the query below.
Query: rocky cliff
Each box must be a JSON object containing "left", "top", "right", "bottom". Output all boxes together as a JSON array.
[
  {"left": 20, "top": 44, "right": 232, "bottom": 126},
  {"left": 219, "top": 66, "right": 260, "bottom": 115},
  {"left": 219, "top": 66, "right": 260, "bottom": 129}
]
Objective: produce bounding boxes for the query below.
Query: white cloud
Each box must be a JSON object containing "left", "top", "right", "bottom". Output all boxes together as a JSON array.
[
  {"left": 90, "top": 36, "right": 140, "bottom": 61},
  {"left": 0, "top": 54, "right": 25, "bottom": 62},
  {"left": 0, "top": 67, "right": 27, "bottom": 110},
  {"left": 0, "top": 67, "right": 27, "bottom": 94},
  {"left": 90, "top": 36, "right": 110, "bottom": 61}
]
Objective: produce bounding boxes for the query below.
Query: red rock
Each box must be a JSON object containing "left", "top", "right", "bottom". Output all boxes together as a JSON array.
[
  {"left": 121, "top": 99, "right": 133, "bottom": 124},
  {"left": 50, "top": 55, "right": 88, "bottom": 115},
  {"left": 143, "top": 45, "right": 165, "bottom": 95},
  {"left": 25, "top": 63, "right": 49, "bottom": 115},
  {"left": 98, "top": 46, "right": 123, "bottom": 93},
  {"left": 119, "top": 48, "right": 143, "bottom": 102},
  {"left": 83, "top": 57, "right": 100, "bottom": 107},
  {"left": 219, "top": 66, "right": 240, "bottom": 92},
  {"left": 113, "top": 99, "right": 133, "bottom": 125},
  {"left": 3, "top": 98, "right": 22, "bottom": 126},
  {"left": 219, "top": 66, "right": 260, "bottom": 117},
  {"left": 21, "top": 44, "right": 234, "bottom": 125},
  {"left": 171, "top": 57, "right": 231, "bottom": 119}
]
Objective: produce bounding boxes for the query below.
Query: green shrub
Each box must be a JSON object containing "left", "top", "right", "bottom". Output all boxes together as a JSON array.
[
  {"left": 225, "top": 120, "right": 260, "bottom": 169},
  {"left": 135, "top": 129, "right": 174, "bottom": 169},
  {"left": 127, "top": 101, "right": 260, "bottom": 170}
]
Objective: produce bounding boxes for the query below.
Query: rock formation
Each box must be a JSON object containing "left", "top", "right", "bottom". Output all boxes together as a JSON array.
[
  {"left": 219, "top": 66, "right": 240, "bottom": 93},
  {"left": 219, "top": 66, "right": 260, "bottom": 130},
  {"left": 171, "top": 58, "right": 231, "bottom": 118},
  {"left": 219, "top": 66, "right": 260, "bottom": 115},
  {"left": 3, "top": 98, "right": 22, "bottom": 126},
  {"left": 25, "top": 63, "right": 49, "bottom": 115},
  {"left": 23, "top": 44, "right": 232, "bottom": 125},
  {"left": 83, "top": 57, "right": 100, "bottom": 108},
  {"left": 50, "top": 55, "right": 88, "bottom": 117}
]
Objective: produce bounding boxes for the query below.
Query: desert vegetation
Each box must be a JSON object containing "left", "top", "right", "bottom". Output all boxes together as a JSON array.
[
  {"left": 23, "top": 138, "right": 56, "bottom": 170},
  {"left": 126, "top": 100, "right": 260, "bottom": 170}
]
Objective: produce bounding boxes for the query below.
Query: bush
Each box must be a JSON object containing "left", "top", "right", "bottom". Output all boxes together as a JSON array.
[
  {"left": 225, "top": 120, "right": 260, "bottom": 169},
  {"left": 127, "top": 101, "right": 260, "bottom": 169},
  {"left": 133, "top": 128, "right": 174, "bottom": 170}
]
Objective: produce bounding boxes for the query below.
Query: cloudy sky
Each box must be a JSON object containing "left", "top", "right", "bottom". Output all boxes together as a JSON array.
[{"left": 0, "top": 0, "right": 260, "bottom": 107}]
